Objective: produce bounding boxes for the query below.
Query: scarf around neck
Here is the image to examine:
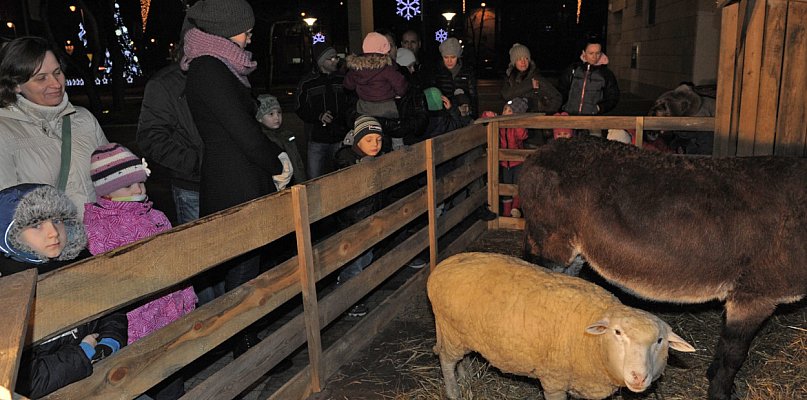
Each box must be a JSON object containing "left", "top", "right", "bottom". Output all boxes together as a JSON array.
[
  {"left": 181, "top": 28, "right": 257, "bottom": 87},
  {"left": 15, "top": 93, "right": 71, "bottom": 136}
]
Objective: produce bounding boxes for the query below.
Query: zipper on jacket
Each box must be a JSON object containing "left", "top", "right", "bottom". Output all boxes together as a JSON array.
[{"left": 578, "top": 64, "right": 590, "bottom": 114}]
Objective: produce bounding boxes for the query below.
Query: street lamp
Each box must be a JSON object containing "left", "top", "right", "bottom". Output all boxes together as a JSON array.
[
  {"left": 6, "top": 21, "right": 16, "bottom": 37},
  {"left": 442, "top": 12, "right": 456, "bottom": 33},
  {"left": 302, "top": 14, "right": 318, "bottom": 70}
]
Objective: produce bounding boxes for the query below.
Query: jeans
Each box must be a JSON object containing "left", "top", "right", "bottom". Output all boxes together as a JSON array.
[
  {"left": 338, "top": 249, "right": 373, "bottom": 284},
  {"left": 171, "top": 186, "right": 199, "bottom": 225},
  {"left": 307, "top": 141, "right": 342, "bottom": 179}
]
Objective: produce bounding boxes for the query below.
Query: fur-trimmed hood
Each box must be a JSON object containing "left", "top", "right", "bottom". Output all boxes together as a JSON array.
[
  {"left": 0, "top": 184, "right": 87, "bottom": 264},
  {"left": 346, "top": 53, "right": 393, "bottom": 71}
]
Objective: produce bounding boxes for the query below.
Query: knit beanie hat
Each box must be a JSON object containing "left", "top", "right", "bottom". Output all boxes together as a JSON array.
[
  {"left": 185, "top": 0, "right": 255, "bottom": 38},
  {"left": 256, "top": 94, "right": 281, "bottom": 121},
  {"left": 0, "top": 184, "right": 87, "bottom": 263},
  {"left": 506, "top": 97, "right": 529, "bottom": 114},
  {"left": 313, "top": 43, "right": 337, "bottom": 67},
  {"left": 453, "top": 88, "right": 470, "bottom": 107},
  {"left": 344, "top": 115, "right": 383, "bottom": 147},
  {"left": 396, "top": 48, "right": 416, "bottom": 67},
  {"left": 91, "top": 143, "right": 150, "bottom": 197},
  {"left": 362, "top": 32, "right": 391, "bottom": 54},
  {"left": 552, "top": 111, "right": 574, "bottom": 138},
  {"left": 439, "top": 38, "right": 462, "bottom": 57},
  {"left": 509, "top": 43, "right": 531, "bottom": 65},
  {"left": 423, "top": 87, "right": 443, "bottom": 111}
]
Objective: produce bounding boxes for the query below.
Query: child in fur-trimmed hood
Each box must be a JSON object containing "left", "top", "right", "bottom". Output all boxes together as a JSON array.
[{"left": 0, "top": 183, "right": 127, "bottom": 399}]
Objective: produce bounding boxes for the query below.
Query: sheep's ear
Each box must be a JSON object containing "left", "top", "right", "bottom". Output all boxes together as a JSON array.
[
  {"left": 585, "top": 319, "right": 610, "bottom": 335},
  {"left": 667, "top": 331, "right": 696, "bottom": 353}
]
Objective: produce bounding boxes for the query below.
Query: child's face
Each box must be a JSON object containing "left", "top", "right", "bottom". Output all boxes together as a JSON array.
[
  {"left": 260, "top": 109, "right": 283, "bottom": 130},
  {"left": 442, "top": 55, "right": 458, "bottom": 69},
  {"left": 357, "top": 134, "right": 383, "bottom": 157},
  {"left": 554, "top": 131, "right": 573, "bottom": 139},
  {"left": 20, "top": 218, "right": 67, "bottom": 259},
  {"left": 502, "top": 105, "right": 514, "bottom": 115},
  {"left": 105, "top": 182, "right": 147, "bottom": 199},
  {"left": 458, "top": 104, "right": 470, "bottom": 117}
]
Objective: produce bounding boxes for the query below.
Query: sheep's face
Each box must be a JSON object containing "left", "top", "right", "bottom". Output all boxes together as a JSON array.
[{"left": 585, "top": 309, "right": 695, "bottom": 393}]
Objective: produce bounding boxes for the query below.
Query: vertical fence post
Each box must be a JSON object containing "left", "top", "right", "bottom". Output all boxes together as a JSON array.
[
  {"left": 0, "top": 268, "right": 36, "bottom": 397},
  {"left": 425, "top": 139, "right": 438, "bottom": 270},
  {"left": 486, "top": 120, "right": 500, "bottom": 229},
  {"left": 635, "top": 116, "right": 644, "bottom": 148},
  {"left": 291, "top": 185, "right": 324, "bottom": 393}
]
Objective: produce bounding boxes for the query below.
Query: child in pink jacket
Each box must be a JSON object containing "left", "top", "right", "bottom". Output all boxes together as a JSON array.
[
  {"left": 484, "top": 97, "right": 529, "bottom": 217},
  {"left": 83, "top": 143, "right": 197, "bottom": 344}
]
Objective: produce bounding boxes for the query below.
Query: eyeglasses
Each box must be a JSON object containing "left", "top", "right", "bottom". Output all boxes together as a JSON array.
[
  {"left": 327, "top": 56, "right": 339, "bottom": 62},
  {"left": 245, "top": 30, "right": 253, "bottom": 38}
]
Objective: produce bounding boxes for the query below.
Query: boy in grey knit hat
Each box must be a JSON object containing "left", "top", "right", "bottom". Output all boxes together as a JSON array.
[{"left": 256, "top": 94, "right": 307, "bottom": 186}]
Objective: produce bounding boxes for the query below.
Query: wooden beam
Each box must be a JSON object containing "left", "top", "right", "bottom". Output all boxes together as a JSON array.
[
  {"left": 774, "top": 1, "right": 807, "bottom": 156},
  {"left": 634, "top": 116, "right": 644, "bottom": 148},
  {"left": 736, "top": 0, "right": 766, "bottom": 156},
  {"left": 715, "top": 3, "right": 740, "bottom": 157},
  {"left": 479, "top": 115, "right": 713, "bottom": 131},
  {"left": 754, "top": 0, "right": 787, "bottom": 155},
  {"left": 0, "top": 269, "right": 36, "bottom": 396},
  {"left": 425, "top": 140, "right": 438, "bottom": 270},
  {"left": 292, "top": 185, "right": 323, "bottom": 392},
  {"left": 487, "top": 121, "right": 500, "bottom": 230}
]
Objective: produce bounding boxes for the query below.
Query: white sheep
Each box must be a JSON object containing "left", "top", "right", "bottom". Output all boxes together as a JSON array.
[{"left": 428, "top": 252, "right": 695, "bottom": 400}]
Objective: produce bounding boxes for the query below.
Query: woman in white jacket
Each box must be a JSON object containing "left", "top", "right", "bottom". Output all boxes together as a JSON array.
[{"left": 0, "top": 37, "right": 108, "bottom": 215}]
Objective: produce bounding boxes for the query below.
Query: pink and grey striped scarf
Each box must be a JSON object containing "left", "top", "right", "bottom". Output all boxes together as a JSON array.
[{"left": 181, "top": 27, "right": 257, "bottom": 87}]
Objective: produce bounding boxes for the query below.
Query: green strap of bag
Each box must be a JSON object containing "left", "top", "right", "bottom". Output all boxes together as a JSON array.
[{"left": 56, "top": 114, "right": 71, "bottom": 191}]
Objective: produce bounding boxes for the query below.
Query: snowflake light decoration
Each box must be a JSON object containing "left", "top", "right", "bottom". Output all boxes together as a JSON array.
[
  {"left": 396, "top": 0, "right": 421, "bottom": 21},
  {"left": 312, "top": 32, "right": 326, "bottom": 44},
  {"left": 435, "top": 29, "right": 448, "bottom": 43}
]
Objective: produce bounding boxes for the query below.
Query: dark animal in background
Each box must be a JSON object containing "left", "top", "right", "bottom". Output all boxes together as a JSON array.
[
  {"left": 649, "top": 83, "right": 716, "bottom": 155},
  {"left": 518, "top": 135, "right": 807, "bottom": 400}
]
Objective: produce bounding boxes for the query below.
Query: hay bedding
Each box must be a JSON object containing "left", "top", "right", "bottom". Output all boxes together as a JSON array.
[{"left": 324, "top": 229, "right": 806, "bottom": 399}]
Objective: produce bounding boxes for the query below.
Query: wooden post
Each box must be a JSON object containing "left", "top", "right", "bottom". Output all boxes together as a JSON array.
[
  {"left": 0, "top": 269, "right": 36, "bottom": 397},
  {"left": 291, "top": 185, "right": 323, "bottom": 393},
  {"left": 634, "top": 116, "right": 644, "bottom": 148},
  {"left": 486, "top": 121, "right": 500, "bottom": 229},
  {"left": 425, "top": 139, "right": 438, "bottom": 270}
]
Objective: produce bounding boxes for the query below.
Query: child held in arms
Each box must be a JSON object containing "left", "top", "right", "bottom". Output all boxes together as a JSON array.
[{"left": 0, "top": 183, "right": 127, "bottom": 399}]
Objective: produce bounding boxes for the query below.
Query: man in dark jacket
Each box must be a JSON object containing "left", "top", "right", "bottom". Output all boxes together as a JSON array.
[
  {"left": 558, "top": 37, "right": 620, "bottom": 116},
  {"left": 136, "top": 62, "right": 203, "bottom": 226},
  {"left": 294, "top": 43, "right": 351, "bottom": 178}
]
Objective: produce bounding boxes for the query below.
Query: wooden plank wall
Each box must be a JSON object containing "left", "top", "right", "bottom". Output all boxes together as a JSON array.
[
  {"left": 5, "top": 124, "right": 487, "bottom": 400},
  {"left": 715, "top": 0, "right": 807, "bottom": 157}
]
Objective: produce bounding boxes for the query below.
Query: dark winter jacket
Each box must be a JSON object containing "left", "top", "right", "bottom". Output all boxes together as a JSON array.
[
  {"left": 430, "top": 60, "right": 479, "bottom": 118},
  {"left": 333, "top": 147, "right": 382, "bottom": 227},
  {"left": 136, "top": 63, "right": 203, "bottom": 191},
  {"left": 0, "top": 183, "right": 127, "bottom": 399},
  {"left": 501, "top": 61, "right": 562, "bottom": 114},
  {"left": 294, "top": 69, "right": 351, "bottom": 144},
  {"left": 375, "top": 72, "right": 430, "bottom": 148},
  {"left": 343, "top": 53, "right": 408, "bottom": 102},
  {"left": 425, "top": 106, "right": 473, "bottom": 139},
  {"left": 185, "top": 56, "right": 284, "bottom": 215},
  {"left": 559, "top": 56, "right": 620, "bottom": 115},
  {"left": 261, "top": 126, "right": 308, "bottom": 185}
]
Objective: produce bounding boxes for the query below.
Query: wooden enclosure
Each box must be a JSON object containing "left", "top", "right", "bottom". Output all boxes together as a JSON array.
[
  {"left": 715, "top": 0, "right": 807, "bottom": 157},
  {"left": 0, "top": 114, "right": 716, "bottom": 400}
]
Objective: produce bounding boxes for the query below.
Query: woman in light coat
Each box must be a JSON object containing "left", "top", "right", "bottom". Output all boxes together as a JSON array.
[{"left": 0, "top": 37, "right": 108, "bottom": 215}]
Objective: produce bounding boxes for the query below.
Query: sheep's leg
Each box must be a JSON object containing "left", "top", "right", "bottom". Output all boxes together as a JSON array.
[
  {"left": 439, "top": 351, "right": 464, "bottom": 400},
  {"left": 456, "top": 356, "right": 470, "bottom": 381},
  {"left": 540, "top": 383, "right": 568, "bottom": 400},
  {"left": 706, "top": 299, "right": 774, "bottom": 400},
  {"left": 562, "top": 254, "right": 585, "bottom": 276}
]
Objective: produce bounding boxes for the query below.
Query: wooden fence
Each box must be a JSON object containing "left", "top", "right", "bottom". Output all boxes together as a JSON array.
[
  {"left": 0, "top": 114, "right": 714, "bottom": 400},
  {"left": 481, "top": 114, "right": 715, "bottom": 230}
]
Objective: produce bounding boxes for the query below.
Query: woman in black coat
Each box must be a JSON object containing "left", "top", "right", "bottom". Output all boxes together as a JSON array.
[{"left": 181, "top": 0, "right": 284, "bottom": 355}]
